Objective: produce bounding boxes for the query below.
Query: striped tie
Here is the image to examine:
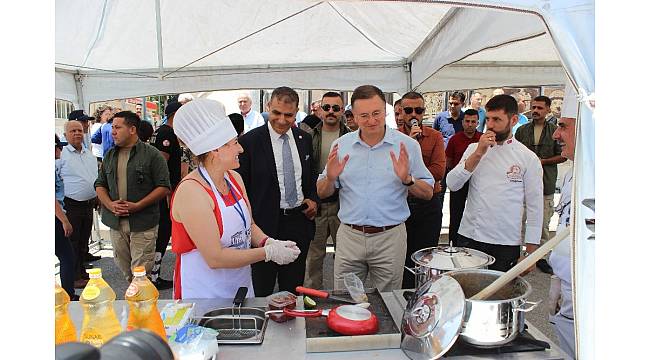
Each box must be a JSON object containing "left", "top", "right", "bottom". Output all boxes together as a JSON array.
[{"left": 280, "top": 133, "right": 298, "bottom": 208}]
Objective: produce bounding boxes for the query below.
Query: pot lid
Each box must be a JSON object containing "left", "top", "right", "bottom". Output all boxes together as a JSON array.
[
  {"left": 411, "top": 246, "right": 494, "bottom": 271},
  {"left": 401, "top": 275, "right": 465, "bottom": 360}
]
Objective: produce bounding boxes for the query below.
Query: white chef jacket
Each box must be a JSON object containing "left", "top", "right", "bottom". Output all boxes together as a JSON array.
[
  {"left": 549, "top": 167, "right": 574, "bottom": 318},
  {"left": 242, "top": 110, "right": 265, "bottom": 134},
  {"left": 267, "top": 122, "right": 304, "bottom": 209},
  {"left": 59, "top": 144, "right": 99, "bottom": 201},
  {"left": 447, "top": 137, "right": 543, "bottom": 246}
]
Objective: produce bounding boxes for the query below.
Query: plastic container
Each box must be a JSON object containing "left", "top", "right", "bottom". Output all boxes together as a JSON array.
[
  {"left": 55, "top": 283, "right": 78, "bottom": 344},
  {"left": 266, "top": 291, "right": 297, "bottom": 323},
  {"left": 125, "top": 266, "right": 167, "bottom": 340},
  {"left": 79, "top": 268, "right": 122, "bottom": 346}
]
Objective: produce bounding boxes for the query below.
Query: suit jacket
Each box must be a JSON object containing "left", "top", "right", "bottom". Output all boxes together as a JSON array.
[{"left": 237, "top": 124, "right": 317, "bottom": 238}]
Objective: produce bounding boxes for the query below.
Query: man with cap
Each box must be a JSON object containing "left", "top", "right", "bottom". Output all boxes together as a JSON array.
[
  {"left": 238, "top": 92, "right": 265, "bottom": 134},
  {"left": 68, "top": 110, "right": 94, "bottom": 149},
  {"left": 447, "top": 94, "right": 544, "bottom": 272},
  {"left": 95, "top": 111, "right": 170, "bottom": 283},
  {"left": 344, "top": 105, "right": 358, "bottom": 131},
  {"left": 548, "top": 82, "right": 579, "bottom": 359},
  {"left": 60, "top": 119, "right": 99, "bottom": 287},
  {"left": 149, "top": 101, "right": 183, "bottom": 289},
  {"left": 237, "top": 86, "right": 318, "bottom": 297}
]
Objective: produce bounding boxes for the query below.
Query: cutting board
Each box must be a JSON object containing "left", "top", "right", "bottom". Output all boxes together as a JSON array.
[{"left": 304, "top": 288, "right": 401, "bottom": 353}]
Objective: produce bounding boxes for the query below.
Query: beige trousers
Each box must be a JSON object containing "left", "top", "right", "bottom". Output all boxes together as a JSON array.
[
  {"left": 522, "top": 194, "right": 555, "bottom": 256},
  {"left": 110, "top": 225, "right": 158, "bottom": 283},
  {"left": 304, "top": 201, "right": 341, "bottom": 289},
  {"left": 333, "top": 223, "right": 407, "bottom": 292}
]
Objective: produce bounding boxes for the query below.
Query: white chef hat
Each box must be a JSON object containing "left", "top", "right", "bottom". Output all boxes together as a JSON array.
[
  {"left": 174, "top": 99, "right": 237, "bottom": 155},
  {"left": 561, "top": 79, "right": 579, "bottom": 119}
]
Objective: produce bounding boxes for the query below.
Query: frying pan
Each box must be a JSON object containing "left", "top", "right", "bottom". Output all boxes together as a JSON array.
[{"left": 282, "top": 305, "right": 379, "bottom": 336}]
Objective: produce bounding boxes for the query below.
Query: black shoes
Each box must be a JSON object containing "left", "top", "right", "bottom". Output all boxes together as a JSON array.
[
  {"left": 536, "top": 259, "right": 554, "bottom": 274},
  {"left": 85, "top": 254, "right": 102, "bottom": 262},
  {"left": 153, "top": 278, "right": 173, "bottom": 290}
]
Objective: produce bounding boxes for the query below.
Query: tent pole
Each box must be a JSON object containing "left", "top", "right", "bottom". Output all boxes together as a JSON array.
[
  {"left": 406, "top": 62, "right": 413, "bottom": 91},
  {"left": 74, "top": 72, "right": 87, "bottom": 112},
  {"left": 154, "top": 0, "right": 164, "bottom": 78}
]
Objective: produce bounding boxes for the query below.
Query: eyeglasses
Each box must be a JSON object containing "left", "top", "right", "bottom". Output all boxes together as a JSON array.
[
  {"left": 357, "top": 110, "right": 385, "bottom": 121},
  {"left": 448, "top": 102, "right": 461, "bottom": 107},
  {"left": 402, "top": 107, "right": 425, "bottom": 115},
  {"left": 321, "top": 104, "right": 341, "bottom": 112}
]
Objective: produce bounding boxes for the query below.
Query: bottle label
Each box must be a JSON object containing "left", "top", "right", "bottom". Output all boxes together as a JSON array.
[
  {"left": 81, "top": 331, "right": 104, "bottom": 347},
  {"left": 82, "top": 285, "right": 100, "bottom": 301},
  {"left": 125, "top": 283, "right": 139, "bottom": 298}
]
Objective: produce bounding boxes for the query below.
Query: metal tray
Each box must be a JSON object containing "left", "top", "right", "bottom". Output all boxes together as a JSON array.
[{"left": 192, "top": 307, "right": 269, "bottom": 345}]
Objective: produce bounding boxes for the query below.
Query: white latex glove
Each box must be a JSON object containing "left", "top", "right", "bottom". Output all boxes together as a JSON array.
[{"left": 264, "top": 238, "right": 301, "bottom": 265}]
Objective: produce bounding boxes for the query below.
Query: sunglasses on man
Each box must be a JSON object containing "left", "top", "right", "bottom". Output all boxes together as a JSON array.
[
  {"left": 402, "top": 107, "right": 425, "bottom": 115},
  {"left": 321, "top": 104, "right": 342, "bottom": 112}
]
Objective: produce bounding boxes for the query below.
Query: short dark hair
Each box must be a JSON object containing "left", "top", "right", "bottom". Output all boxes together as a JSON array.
[
  {"left": 138, "top": 121, "right": 154, "bottom": 142},
  {"left": 113, "top": 111, "right": 141, "bottom": 128},
  {"left": 533, "top": 95, "right": 551, "bottom": 107},
  {"left": 351, "top": 85, "right": 385, "bottom": 107},
  {"left": 449, "top": 91, "right": 466, "bottom": 103},
  {"left": 322, "top": 91, "right": 343, "bottom": 102},
  {"left": 270, "top": 86, "right": 299, "bottom": 107},
  {"left": 228, "top": 113, "right": 245, "bottom": 135},
  {"left": 485, "top": 95, "right": 518, "bottom": 118},
  {"left": 394, "top": 99, "right": 402, "bottom": 107},
  {"left": 401, "top": 91, "right": 424, "bottom": 101},
  {"left": 464, "top": 108, "right": 479, "bottom": 117}
]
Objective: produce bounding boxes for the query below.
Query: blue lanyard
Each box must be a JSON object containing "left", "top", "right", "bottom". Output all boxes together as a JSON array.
[{"left": 198, "top": 166, "right": 247, "bottom": 229}]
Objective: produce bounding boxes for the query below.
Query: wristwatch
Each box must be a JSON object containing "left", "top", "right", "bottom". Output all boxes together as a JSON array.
[{"left": 402, "top": 175, "right": 415, "bottom": 186}]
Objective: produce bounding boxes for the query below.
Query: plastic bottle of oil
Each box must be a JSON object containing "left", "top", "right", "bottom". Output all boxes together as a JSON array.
[
  {"left": 55, "top": 283, "right": 77, "bottom": 344},
  {"left": 125, "top": 266, "right": 167, "bottom": 340},
  {"left": 79, "top": 268, "right": 122, "bottom": 346}
]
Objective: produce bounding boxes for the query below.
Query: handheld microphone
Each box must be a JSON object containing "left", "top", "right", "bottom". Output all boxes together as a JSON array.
[{"left": 410, "top": 118, "right": 421, "bottom": 139}]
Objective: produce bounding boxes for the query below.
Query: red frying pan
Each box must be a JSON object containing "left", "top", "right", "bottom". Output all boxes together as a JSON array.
[{"left": 283, "top": 305, "right": 379, "bottom": 336}]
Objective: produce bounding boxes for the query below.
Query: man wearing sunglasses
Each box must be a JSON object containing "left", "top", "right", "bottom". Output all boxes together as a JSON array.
[
  {"left": 398, "top": 91, "right": 446, "bottom": 289},
  {"left": 515, "top": 95, "right": 566, "bottom": 275},
  {"left": 303, "top": 92, "right": 350, "bottom": 289}
]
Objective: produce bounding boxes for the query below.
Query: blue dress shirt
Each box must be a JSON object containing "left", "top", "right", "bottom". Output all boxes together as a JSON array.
[
  {"left": 91, "top": 121, "right": 115, "bottom": 156},
  {"left": 318, "top": 128, "right": 434, "bottom": 227},
  {"left": 433, "top": 110, "right": 465, "bottom": 148}
]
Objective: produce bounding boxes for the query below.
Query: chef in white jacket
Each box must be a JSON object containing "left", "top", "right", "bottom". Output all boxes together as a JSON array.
[
  {"left": 447, "top": 94, "right": 543, "bottom": 272},
  {"left": 548, "top": 82, "right": 579, "bottom": 359}
]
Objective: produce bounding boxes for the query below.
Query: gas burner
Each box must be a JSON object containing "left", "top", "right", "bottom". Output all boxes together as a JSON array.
[{"left": 443, "top": 327, "right": 550, "bottom": 357}]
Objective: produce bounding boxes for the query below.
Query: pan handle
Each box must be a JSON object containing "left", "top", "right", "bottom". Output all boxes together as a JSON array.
[
  {"left": 233, "top": 287, "right": 248, "bottom": 307},
  {"left": 283, "top": 308, "right": 323, "bottom": 318},
  {"left": 514, "top": 300, "right": 541, "bottom": 313},
  {"left": 295, "top": 286, "right": 330, "bottom": 299},
  {"left": 403, "top": 266, "right": 417, "bottom": 275}
]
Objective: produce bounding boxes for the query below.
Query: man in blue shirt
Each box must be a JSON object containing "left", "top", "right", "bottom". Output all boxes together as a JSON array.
[
  {"left": 91, "top": 115, "right": 115, "bottom": 155},
  {"left": 465, "top": 92, "right": 487, "bottom": 132},
  {"left": 317, "top": 85, "right": 434, "bottom": 291}
]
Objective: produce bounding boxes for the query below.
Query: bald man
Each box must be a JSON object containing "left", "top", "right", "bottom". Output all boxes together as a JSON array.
[{"left": 238, "top": 93, "right": 265, "bottom": 133}]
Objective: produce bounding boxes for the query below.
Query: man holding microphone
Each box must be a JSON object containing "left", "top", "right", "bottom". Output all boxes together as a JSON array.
[{"left": 398, "top": 91, "right": 446, "bottom": 288}]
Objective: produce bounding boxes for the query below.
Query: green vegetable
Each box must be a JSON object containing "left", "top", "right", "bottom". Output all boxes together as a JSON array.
[{"left": 304, "top": 295, "right": 316, "bottom": 308}]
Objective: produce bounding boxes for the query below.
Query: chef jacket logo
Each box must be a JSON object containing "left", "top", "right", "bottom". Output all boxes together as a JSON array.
[{"left": 506, "top": 165, "right": 523, "bottom": 182}]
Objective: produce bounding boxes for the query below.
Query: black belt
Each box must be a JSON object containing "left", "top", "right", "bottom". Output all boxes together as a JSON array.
[
  {"left": 346, "top": 223, "right": 399, "bottom": 234},
  {"left": 280, "top": 203, "right": 307, "bottom": 216},
  {"left": 64, "top": 197, "right": 96, "bottom": 206}
]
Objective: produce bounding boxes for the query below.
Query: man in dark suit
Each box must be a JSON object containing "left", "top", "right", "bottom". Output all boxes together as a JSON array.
[{"left": 237, "top": 86, "right": 318, "bottom": 296}]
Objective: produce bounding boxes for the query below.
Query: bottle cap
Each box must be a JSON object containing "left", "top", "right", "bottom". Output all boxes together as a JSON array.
[
  {"left": 87, "top": 268, "right": 102, "bottom": 279},
  {"left": 133, "top": 266, "right": 146, "bottom": 277}
]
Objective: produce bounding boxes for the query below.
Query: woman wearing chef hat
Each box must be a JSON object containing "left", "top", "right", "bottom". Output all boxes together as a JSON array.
[{"left": 169, "top": 99, "right": 301, "bottom": 299}]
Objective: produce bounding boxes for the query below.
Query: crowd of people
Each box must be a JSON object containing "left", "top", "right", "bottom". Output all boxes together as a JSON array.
[{"left": 54, "top": 83, "right": 578, "bottom": 357}]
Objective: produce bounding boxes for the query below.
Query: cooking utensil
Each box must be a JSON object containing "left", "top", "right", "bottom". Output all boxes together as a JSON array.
[
  {"left": 471, "top": 227, "right": 570, "bottom": 301},
  {"left": 343, "top": 273, "right": 368, "bottom": 303},
  {"left": 282, "top": 305, "right": 379, "bottom": 336},
  {"left": 400, "top": 275, "right": 465, "bottom": 360},
  {"left": 193, "top": 286, "right": 270, "bottom": 344},
  {"left": 295, "top": 286, "right": 357, "bottom": 304},
  {"left": 447, "top": 269, "right": 539, "bottom": 347},
  {"left": 405, "top": 246, "right": 495, "bottom": 289}
]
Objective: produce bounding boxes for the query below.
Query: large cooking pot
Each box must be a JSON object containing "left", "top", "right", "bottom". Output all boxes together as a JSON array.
[
  {"left": 405, "top": 246, "right": 495, "bottom": 289},
  {"left": 446, "top": 269, "right": 539, "bottom": 347}
]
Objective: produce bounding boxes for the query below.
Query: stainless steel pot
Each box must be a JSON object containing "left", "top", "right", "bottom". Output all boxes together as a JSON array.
[
  {"left": 446, "top": 269, "right": 539, "bottom": 347},
  {"left": 405, "top": 246, "right": 495, "bottom": 289}
]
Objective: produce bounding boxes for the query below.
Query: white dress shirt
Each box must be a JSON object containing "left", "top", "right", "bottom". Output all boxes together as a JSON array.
[
  {"left": 59, "top": 144, "right": 98, "bottom": 201},
  {"left": 268, "top": 122, "right": 304, "bottom": 209},
  {"left": 243, "top": 110, "right": 265, "bottom": 134},
  {"left": 447, "top": 137, "right": 543, "bottom": 246}
]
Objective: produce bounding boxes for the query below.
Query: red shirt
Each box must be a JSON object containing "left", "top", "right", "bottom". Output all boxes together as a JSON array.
[{"left": 445, "top": 131, "right": 482, "bottom": 169}]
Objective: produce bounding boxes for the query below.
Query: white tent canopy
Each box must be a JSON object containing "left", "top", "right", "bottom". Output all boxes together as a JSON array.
[{"left": 56, "top": 1, "right": 594, "bottom": 358}]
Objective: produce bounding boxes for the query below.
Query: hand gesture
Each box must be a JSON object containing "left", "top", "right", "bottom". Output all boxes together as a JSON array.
[
  {"left": 325, "top": 143, "right": 350, "bottom": 182},
  {"left": 110, "top": 200, "right": 130, "bottom": 217},
  {"left": 302, "top": 199, "right": 317, "bottom": 220},
  {"left": 409, "top": 124, "right": 422, "bottom": 139},
  {"left": 390, "top": 142, "right": 411, "bottom": 183},
  {"left": 476, "top": 130, "right": 497, "bottom": 155}
]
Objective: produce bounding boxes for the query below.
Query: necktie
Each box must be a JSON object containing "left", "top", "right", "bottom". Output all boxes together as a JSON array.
[{"left": 280, "top": 133, "right": 298, "bottom": 208}]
